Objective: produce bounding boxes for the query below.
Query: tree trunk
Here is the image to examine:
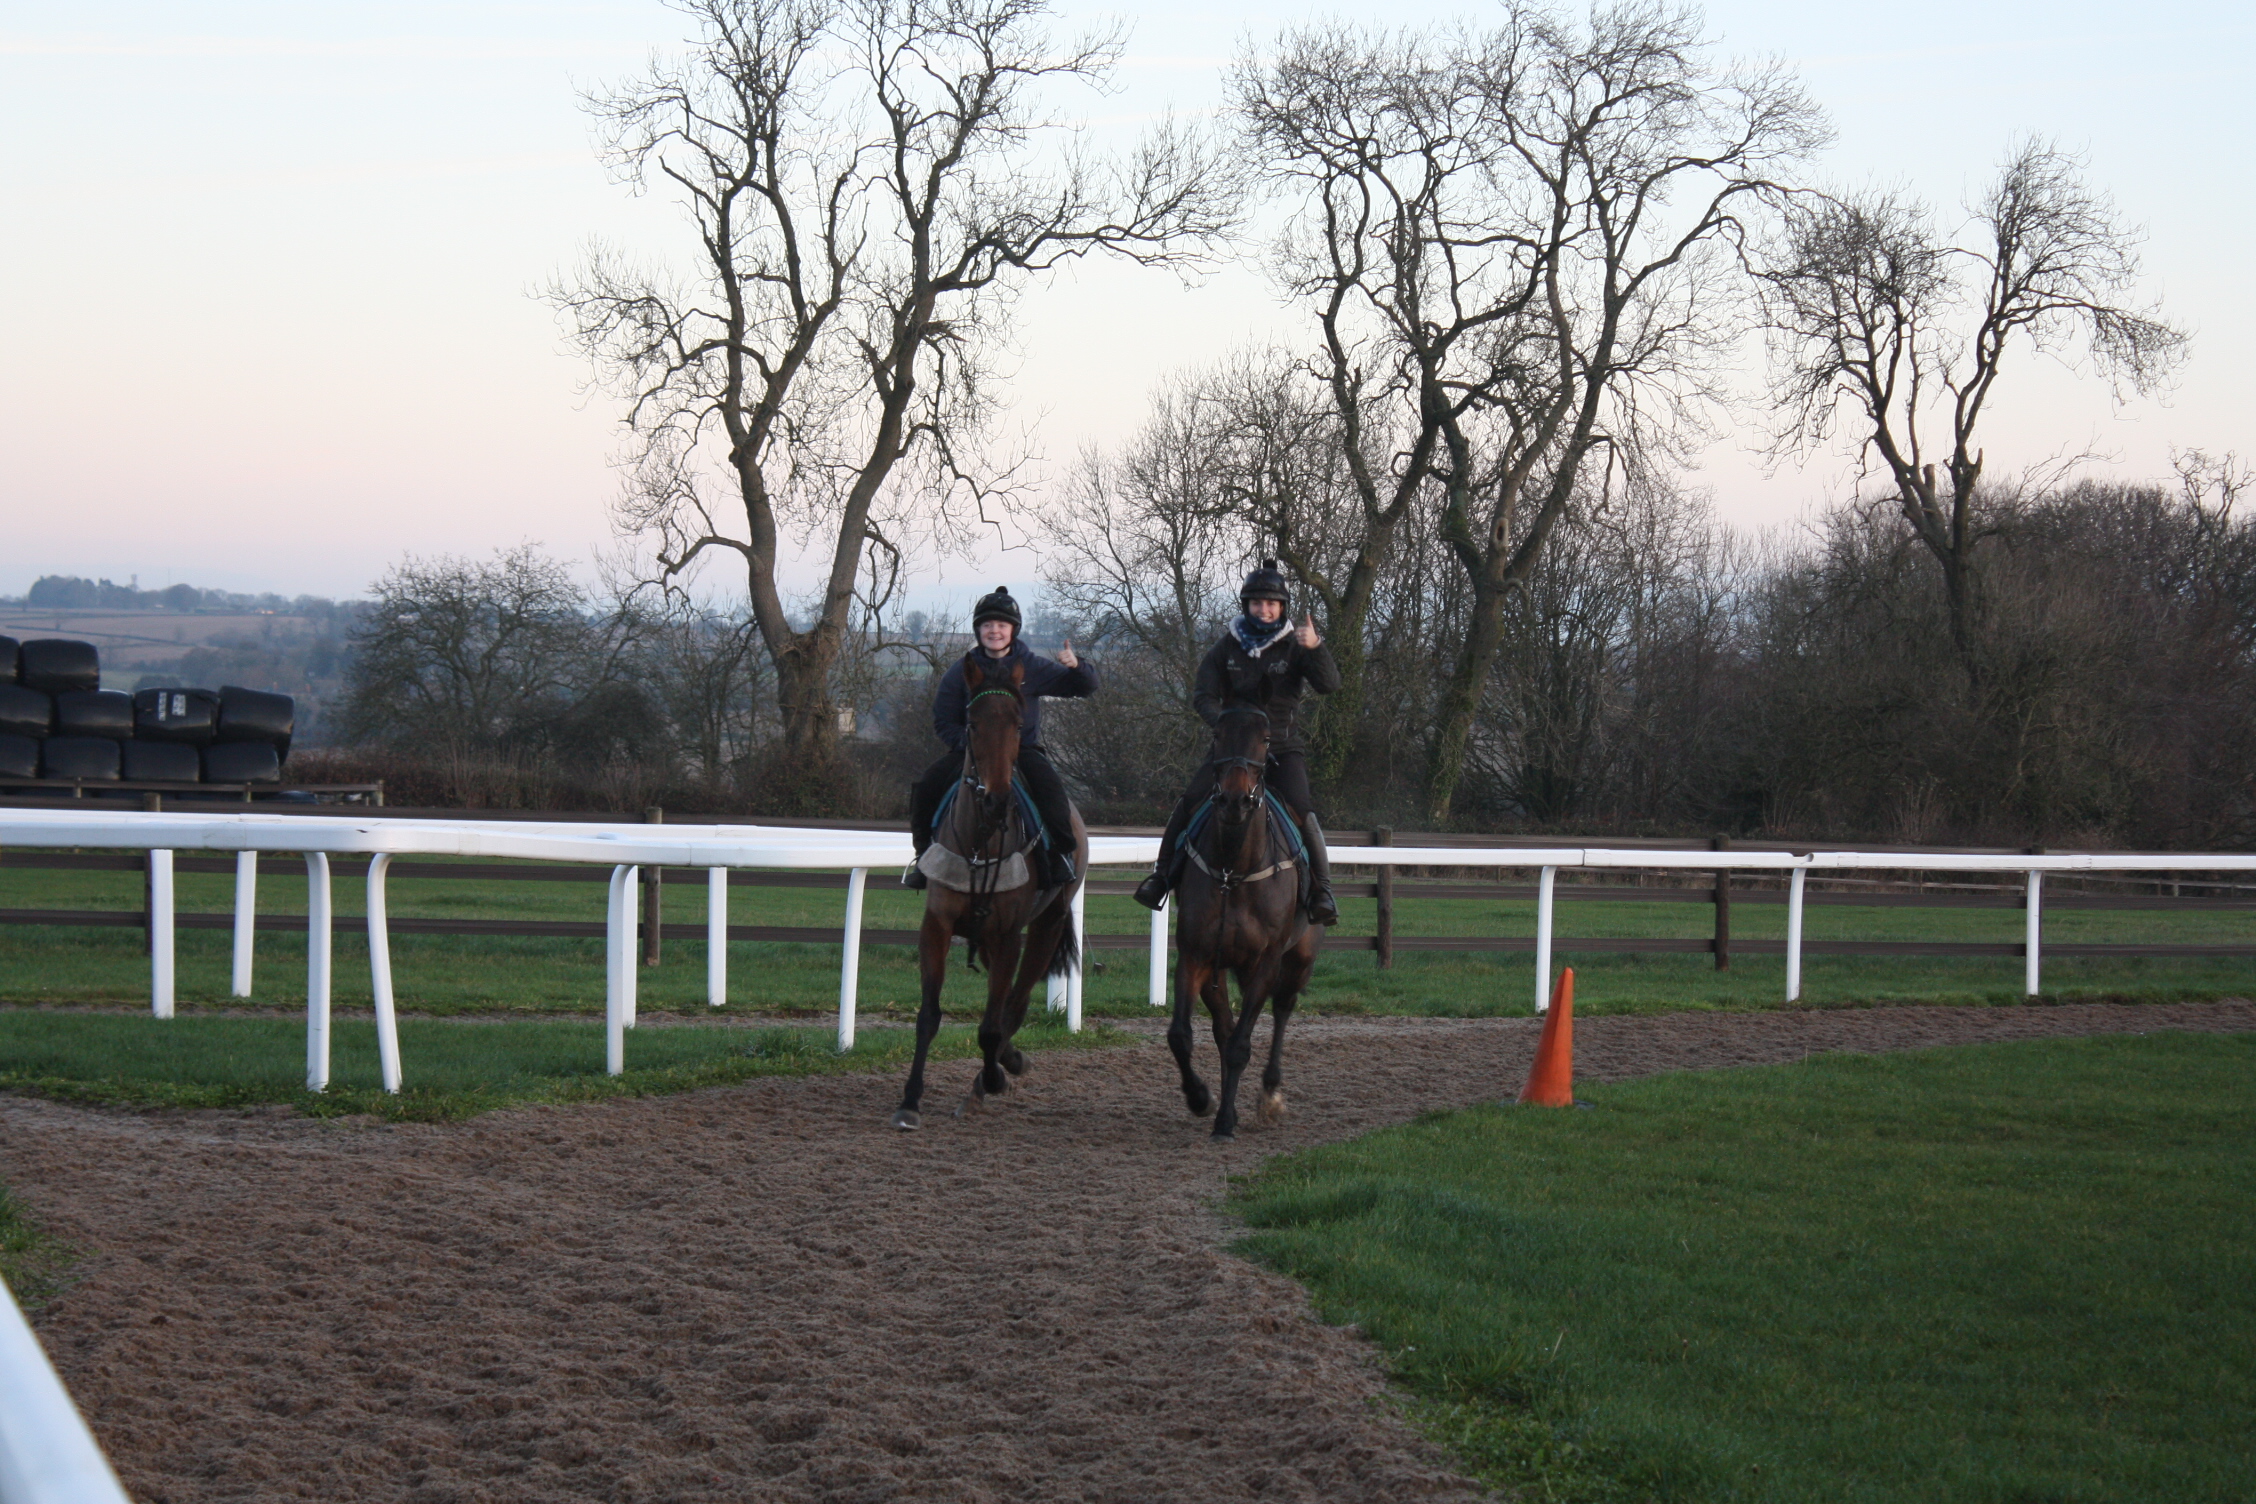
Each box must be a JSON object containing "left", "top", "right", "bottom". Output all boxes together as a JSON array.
[
  {"left": 768, "top": 628, "right": 845, "bottom": 810},
  {"left": 1307, "top": 608, "right": 1368, "bottom": 789},
  {"left": 1422, "top": 573, "right": 1511, "bottom": 825}
]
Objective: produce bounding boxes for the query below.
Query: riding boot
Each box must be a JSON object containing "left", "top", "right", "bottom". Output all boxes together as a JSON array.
[
  {"left": 1300, "top": 812, "right": 1339, "bottom": 926},
  {"left": 1042, "top": 843, "right": 1078, "bottom": 889},
  {"left": 1134, "top": 791, "right": 1199, "bottom": 910},
  {"left": 903, "top": 818, "right": 932, "bottom": 889}
]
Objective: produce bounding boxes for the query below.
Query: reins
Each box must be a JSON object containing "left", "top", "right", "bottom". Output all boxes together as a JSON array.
[{"left": 951, "top": 682, "right": 1037, "bottom": 971}]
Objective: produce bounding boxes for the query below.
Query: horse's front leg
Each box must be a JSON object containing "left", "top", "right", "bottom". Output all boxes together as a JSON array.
[
  {"left": 962, "top": 925, "right": 1023, "bottom": 1114},
  {"left": 893, "top": 906, "right": 955, "bottom": 1130},
  {"left": 999, "top": 895, "right": 1070, "bottom": 1077},
  {"left": 1168, "top": 946, "right": 1215, "bottom": 1119},
  {"left": 1212, "top": 955, "right": 1280, "bottom": 1142},
  {"left": 1259, "top": 928, "right": 1316, "bottom": 1126}
]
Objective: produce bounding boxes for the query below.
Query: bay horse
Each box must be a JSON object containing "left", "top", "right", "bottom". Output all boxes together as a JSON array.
[
  {"left": 1167, "top": 708, "right": 1319, "bottom": 1141},
  {"left": 891, "top": 659, "right": 1088, "bottom": 1131}
]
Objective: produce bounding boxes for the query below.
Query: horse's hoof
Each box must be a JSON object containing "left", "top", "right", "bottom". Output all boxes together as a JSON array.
[
  {"left": 1257, "top": 1089, "right": 1288, "bottom": 1125},
  {"left": 1188, "top": 1093, "right": 1215, "bottom": 1119},
  {"left": 982, "top": 1065, "right": 1010, "bottom": 1095},
  {"left": 1003, "top": 1049, "right": 1030, "bottom": 1077},
  {"left": 891, "top": 1109, "right": 921, "bottom": 1132},
  {"left": 1211, "top": 1127, "right": 1236, "bottom": 1143}
]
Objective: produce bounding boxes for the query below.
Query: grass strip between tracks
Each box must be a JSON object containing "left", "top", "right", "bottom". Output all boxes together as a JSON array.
[
  {"left": 1229, "top": 1032, "right": 2256, "bottom": 1503},
  {"left": 0, "top": 1012, "right": 1126, "bottom": 1123},
  {"left": 0, "top": 1183, "right": 77, "bottom": 1312}
]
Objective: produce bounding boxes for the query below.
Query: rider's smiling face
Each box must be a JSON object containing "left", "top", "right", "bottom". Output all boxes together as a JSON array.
[
  {"left": 1247, "top": 598, "right": 1284, "bottom": 624},
  {"left": 977, "top": 620, "right": 1015, "bottom": 654}
]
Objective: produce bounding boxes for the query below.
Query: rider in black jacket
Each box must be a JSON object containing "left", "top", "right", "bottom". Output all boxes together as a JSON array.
[
  {"left": 1132, "top": 562, "right": 1341, "bottom": 924},
  {"left": 905, "top": 587, "right": 1093, "bottom": 890}
]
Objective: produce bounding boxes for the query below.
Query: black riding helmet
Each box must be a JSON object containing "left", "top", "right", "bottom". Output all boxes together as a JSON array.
[
  {"left": 972, "top": 586, "right": 1021, "bottom": 635},
  {"left": 1239, "top": 560, "right": 1291, "bottom": 615}
]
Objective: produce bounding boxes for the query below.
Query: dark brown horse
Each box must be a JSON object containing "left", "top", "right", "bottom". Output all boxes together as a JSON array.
[
  {"left": 1167, "top": 708, "right": 1318, "bottom": 1140},
  {"left": 892, "top": 660, "right": 1088, "bottom": 1131}
]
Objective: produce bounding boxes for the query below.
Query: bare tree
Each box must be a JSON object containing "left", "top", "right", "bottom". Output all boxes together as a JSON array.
[
  {"left": 552, "top": 0, "right": 1233, "bottom": 805},
  {"left": 340, "top": 547, "right": 604, "bottom": 755},
  {"left": 1761, "top": 140, "right": 2190, "bottom": 681},
  {"left": 1042, "top": 376, "right": 1261, "bottom": 708},
  {"left": 1239, "top": 2, "right": 1823, "bottom": 821}
]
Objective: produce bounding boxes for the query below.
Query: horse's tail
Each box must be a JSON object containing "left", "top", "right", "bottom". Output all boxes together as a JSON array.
[{"left": 1046, "top": 908, "right": 1081, "bottom": 981}]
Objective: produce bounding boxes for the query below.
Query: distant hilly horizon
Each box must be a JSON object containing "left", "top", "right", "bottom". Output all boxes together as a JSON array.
[{"left": 5, "top": 574, "right": 357, "bottom": 615}]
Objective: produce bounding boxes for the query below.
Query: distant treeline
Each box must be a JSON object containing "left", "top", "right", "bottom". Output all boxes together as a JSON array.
[
  {"left": 309, "top": 463, "right": 2256, "bottom": 851},
  {"left": 13, "top": 574, "right": 348, "bottom": 617}
]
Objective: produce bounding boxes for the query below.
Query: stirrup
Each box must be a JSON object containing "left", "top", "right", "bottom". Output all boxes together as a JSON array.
[
  {"left": 1306, "top": 884, "right": 1339, "bottom": 926},
  {"left": 901, "top": 861, "right": 928, "bottom": 889},
  {"left": 1133, "top": 871, "right": 1169, "bottom": 911}
]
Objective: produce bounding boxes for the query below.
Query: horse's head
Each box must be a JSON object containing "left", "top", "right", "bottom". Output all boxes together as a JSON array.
[
  {"left": 1210, "top": 708, "right": 1271, "bottom": 830},
  {"left": 961, "top": 658, "right": 1025, "bottom": 830}
]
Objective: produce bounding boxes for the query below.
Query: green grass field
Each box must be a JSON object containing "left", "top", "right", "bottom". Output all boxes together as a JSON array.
[
  {"left": 0, "top": 860, "right": 2249, "bottom": 1018},
  {"left": 1231, "top": 1032, "right": 2256, "bottom": 1503},
  {"left": 0, "top": 1009, "right": 1120, "bottom": 1121}
]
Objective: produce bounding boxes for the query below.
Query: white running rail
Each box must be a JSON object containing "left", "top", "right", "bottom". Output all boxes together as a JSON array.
[
  {"left": 0, "top": 1275, "right": 133, "bottom": 1504},
  {"left": 6, "top": 808, "right": 2255, "bottom": 1067}
]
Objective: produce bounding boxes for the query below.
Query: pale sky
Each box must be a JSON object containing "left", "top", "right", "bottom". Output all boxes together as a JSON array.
[{"left": 2, "top": 1, "right": 2249, "bottom": 603}]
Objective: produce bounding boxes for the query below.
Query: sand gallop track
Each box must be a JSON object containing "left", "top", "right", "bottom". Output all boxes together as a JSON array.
[{"left": 6, "top": 1000, "right": 2252, "bottom": 1504}]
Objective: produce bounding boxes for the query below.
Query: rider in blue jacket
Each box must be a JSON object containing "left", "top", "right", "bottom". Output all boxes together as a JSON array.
[{"left": 905, "top": 587, "right": 1094, "bottom": 890}]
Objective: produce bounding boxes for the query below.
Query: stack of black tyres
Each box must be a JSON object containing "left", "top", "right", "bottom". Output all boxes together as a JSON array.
[{"left": 0, "top": 635, "right": 293, "bottom": 792}]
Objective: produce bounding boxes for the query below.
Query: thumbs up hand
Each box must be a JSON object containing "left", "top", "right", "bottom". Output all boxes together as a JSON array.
[
  {"left": 1057, "top": 638, "right": 1080, "bottom": 669},
  {"left": 1295, "top": 617, "right": 1321, "bottom": 649}
]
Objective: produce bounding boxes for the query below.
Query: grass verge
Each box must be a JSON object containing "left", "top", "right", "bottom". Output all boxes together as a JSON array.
[
  {"left": 1, "top": 923, "right": 2249, "bottom": 1021},
  {"left": 0, "top": 1184, "right": 76, "bottom": 1312},
  {"left": 0, "top": 1012, "right": 1127, "bottom": 1123},
  {"left": 1230, "top": 1032, "right": 2256, "bottom": 1503}
]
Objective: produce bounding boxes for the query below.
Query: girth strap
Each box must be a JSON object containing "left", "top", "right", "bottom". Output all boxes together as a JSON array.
[{"left": 1184, "top": 841, "right": 1295, "bottom": 888}]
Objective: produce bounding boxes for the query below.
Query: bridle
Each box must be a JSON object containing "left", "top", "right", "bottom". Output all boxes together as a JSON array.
[{"left": 951, "top": 683, "right": 1036, "bottom": 957}]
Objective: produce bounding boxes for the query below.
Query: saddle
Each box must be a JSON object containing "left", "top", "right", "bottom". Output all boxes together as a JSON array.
[{"left": 919, "top": 772, "right": 1047, "bottom": 893}]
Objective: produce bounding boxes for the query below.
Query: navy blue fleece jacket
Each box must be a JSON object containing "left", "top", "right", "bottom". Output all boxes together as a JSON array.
[{"left": 930, "top": 640, "right": 1099, "bottom": 752}]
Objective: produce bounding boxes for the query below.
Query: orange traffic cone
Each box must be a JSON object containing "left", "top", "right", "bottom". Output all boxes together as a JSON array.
[{"left": 1518, "top": 967, "right": 1575, "bottom": 1106}]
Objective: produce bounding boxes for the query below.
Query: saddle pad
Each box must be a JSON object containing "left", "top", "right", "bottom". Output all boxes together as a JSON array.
[
  {"left": 1186, "top": 790, "right": 1305, "bottom": 862},
  {"left": 932, "top": 771, "right": 1050, "bottom": 848},
  {"left": 916, "top": 844, "right": 1031, "bottom": 893}
]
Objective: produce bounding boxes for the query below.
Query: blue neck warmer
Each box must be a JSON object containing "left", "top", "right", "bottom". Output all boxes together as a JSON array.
[{"left": 1232, "top": 615, "right": 1293, "bottom": 657}]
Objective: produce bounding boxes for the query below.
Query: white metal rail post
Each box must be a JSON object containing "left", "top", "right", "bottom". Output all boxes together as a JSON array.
[
  {"left": 1148, "top": 898, "right": 1168, "bottom": 1007},
  {"left": 707, "top": 866, "right": 728, "bottom": 1006},
  {"left": 0, "top": 1274, "right": 133, "bottom": 1504},
  {"left": 230, "top": 848, "right": 257, "bottom": 997},
  {"left": 605, "top": 865, "right": 636, "bottom": 1076},
  {"left": 1534, "top": 865, "right": 1557, "bottom": 1012},
  {"left": 304, "top": 852, "right": 332, "bottom": 1091},
  {"left": 148, "top": 849, "right": 174, "bottom": 1019},
  {"left": 365, "top": 853, "right": 403, "bottom": 1093},
  {"left": 1066, "top": 882, "right": 1085, "bottom": 1032},
  {"left": 1785, "top": 867, "right": 1807, "bottom": 1003},
  {"left": 838, "top": 867, "right": 867, "bottom": 1052},
  {"left": 2026, "top": 870, "right": 2044, "bottom": 997}
]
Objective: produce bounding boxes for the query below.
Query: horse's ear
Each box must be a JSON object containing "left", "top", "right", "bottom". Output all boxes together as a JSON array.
[
  {"left": 1010, "top": 662, "right": 1025, "bottom": 689},
  {"left": 964, "top": 658, "right": 984, "bottom": 690}
]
